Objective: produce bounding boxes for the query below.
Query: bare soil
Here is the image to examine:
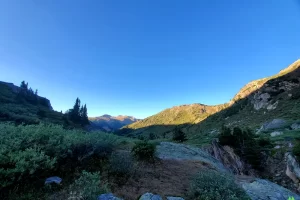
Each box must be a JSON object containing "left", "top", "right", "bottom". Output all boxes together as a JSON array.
[{"left": 108, "top": 159, "right": 213, "bottom": 200}]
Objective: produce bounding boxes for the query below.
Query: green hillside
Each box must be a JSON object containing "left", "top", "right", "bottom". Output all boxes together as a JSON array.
[
  {"left": 0, "top": 81, "right": 65, "bottom": 125},
  {"left": 120, "top": 59, "right": 300, "bottom": 144}
]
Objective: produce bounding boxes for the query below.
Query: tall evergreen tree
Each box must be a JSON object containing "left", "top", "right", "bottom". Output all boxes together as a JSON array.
[
  {"left": 70, "top": 98, "right": 81, "bottom": 123},
  {"left": 81, "top": 104, "right": 89, "bottom": 125}
]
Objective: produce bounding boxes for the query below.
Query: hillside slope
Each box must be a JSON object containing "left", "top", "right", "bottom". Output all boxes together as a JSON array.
[
  {"left": 121, "top": 59, "right": 300, "bottom": 141},
  {"left": 0, "top": 81, "right": 65, "bottom": 125},
  {"left": 89, "top": 114, "right": 139, "bottom": 131}
]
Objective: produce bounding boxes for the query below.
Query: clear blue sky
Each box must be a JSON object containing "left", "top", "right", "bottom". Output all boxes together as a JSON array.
[{"left": 0, "top": 0, "right": 300, "bottom": 119}]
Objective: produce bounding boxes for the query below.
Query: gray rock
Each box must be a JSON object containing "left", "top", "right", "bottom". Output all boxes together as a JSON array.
[
  {"left": 156, "top": 142, "right": 228, "bottom": 172},
  {"left": 258, "top": 119, "right": 287, "bottom": 133},
  {"left": 270, "top": 131, "right": 283, "bottom": 137},
  {"left": 286, "top": 153, "right": 300, "bottom": 184},
  {"left": 139, "top": 193, "right": 162, "bottom": 200},
  {"left": 166, "top": 197, "right": 185, "bottom": 200},
  {"left": 240, "top": 178, "right": 300, "bottom": 200},
  {"left": 98, "top": 193, "right": 122, "bottom": 200},
  {"left": 45, "top": 176, "right": 62, "bottom": 184},
  {"left": 291, "top": 123, "right": 300, "bottom": 130}
]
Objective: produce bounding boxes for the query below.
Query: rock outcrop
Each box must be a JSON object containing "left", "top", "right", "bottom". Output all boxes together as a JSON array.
[
  {"left": 156, "top": 142, "right": 227, "bottom": 172},
  {"left": 286, "top": 153, "right": 300, "bottom": 191},
  {"left": 204, "top": 140, "right": 248, "bottom": 175},
  {"left": 239, "top": 178, "right": 300, "bottom": 200}
]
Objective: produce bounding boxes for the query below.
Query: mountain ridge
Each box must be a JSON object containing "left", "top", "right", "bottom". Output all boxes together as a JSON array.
[
  {"left": 123, "top": 59, "right": 300, "bottom": 139},
  {"left": 89, "top": 114, "right": 140, "bottom": 132}
]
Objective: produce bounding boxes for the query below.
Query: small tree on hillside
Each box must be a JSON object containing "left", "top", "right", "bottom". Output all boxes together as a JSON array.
[{"left": 173, "top": 128, "right": 187, "bottom": 142}]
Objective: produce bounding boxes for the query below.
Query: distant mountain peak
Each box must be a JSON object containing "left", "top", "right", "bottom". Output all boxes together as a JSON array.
[{"left": 89, "top": 114, "right": 140, "bottom": 132}]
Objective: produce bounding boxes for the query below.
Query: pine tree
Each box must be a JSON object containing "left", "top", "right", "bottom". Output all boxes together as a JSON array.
[
  {"left": 69, "top": 98, "right": 81, "bottom": 123},
  {"left": 81, "top": 104, "right": 89, "bottom": 125},
  {"left": 20, "top": 81, "right": 28, "bottom": 90}
]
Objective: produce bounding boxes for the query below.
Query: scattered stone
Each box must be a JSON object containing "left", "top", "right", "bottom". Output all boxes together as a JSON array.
[
  {"left": 270, "top": 131, "right": 283, "bottom": 137},
  {"left": 274, "top": 145, "right": 281, "bottom": 149},
  {"left": 166, "top": 197, "right": 185, "bottom": 200},
  {"left": 45, "top": 176, "right": 62, "bottom": 185},
  {"left": 139, "top": 193, "right": 162, "bottom": 200},
  {"left": 98, "top": 193, "right": 122, "bottom": 200}
]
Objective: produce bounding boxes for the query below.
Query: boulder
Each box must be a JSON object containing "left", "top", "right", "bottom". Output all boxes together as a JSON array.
[
  {"left": 156, "top": 142, "right": 227, "bottom": 172},
  {"left": 139, "top": 193, "right": 162, "bottom": 200},
  {"left": 258, "top": 119, "right": 287, "bottom": 133},
  {"left": 271, "top": 131, "right": 283, "bottom": 137},
  {"left": 166, "top": 197, "right": 184, "bottom": 200},
  {"left": 98, "top": 193, "right": 122, "bottom": 200},
  {"left": 45, "top": 176, "right": 62, "bottom": 185},
  {"left": 291, "top": 123, "right": 300, "bottom": 130},
  {"left": 240, "top": 178, "right": 300, "bottom": 200}
]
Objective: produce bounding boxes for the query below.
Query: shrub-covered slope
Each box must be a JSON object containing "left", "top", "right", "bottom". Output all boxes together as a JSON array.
[{"left": 0, "top": 81, "right": 65, "bottom": 125}]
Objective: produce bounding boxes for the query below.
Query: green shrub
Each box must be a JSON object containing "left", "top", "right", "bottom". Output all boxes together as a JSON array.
[
  {"left": 109, "top": 152, "right": 134, "bottom": 176},
  {"left": 131, "top": 141, "right": 156, "bottom": 161},
  {"left": 0, "top": 147, "right": 56, "bottom": 187},
  {"left": 172, "top": 129, "right": 187, "bottom": 142},
  {"left": 0, "top": 123, "right": 120, "bottom": 189},
  {"left": 188, "top": 170, "right": 250, "bottom": 200},
  {"left": 70, "top": 171, "right": 107, "bottom": 200},
  {"left": 293, "top": 138, "right": 300, "bottom": 159}
]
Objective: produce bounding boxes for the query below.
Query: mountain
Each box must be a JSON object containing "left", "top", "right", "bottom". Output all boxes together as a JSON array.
[
  {"left": 121, "top": 59, "right": 300, "bottom": 142},
  {"left": 89, "top": 114, "right": 140, "bottom": 132},
  {"left": 0, "top": 81, "right": 65, "bottom": 125}
]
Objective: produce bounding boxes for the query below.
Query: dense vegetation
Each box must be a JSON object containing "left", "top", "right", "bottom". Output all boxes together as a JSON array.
[
  {"left": 0, "top": 122, "right": 120, "bottom": 199},
  {"left": 188, "top": 170, "right": 250, "bottom": 200}
]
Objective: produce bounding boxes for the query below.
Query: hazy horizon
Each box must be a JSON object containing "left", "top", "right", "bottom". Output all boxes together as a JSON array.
[{"left": 1, "top": 0, "right": 300, "bottom": 119}]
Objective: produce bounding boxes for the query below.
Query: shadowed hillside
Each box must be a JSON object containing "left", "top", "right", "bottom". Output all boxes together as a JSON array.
[{"left": 0, "top": 81, "right": 65, "bottom": 125}]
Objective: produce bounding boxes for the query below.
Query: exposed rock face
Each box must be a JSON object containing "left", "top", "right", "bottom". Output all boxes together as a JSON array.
[
  {"left": 204, "top": 140, "right": 249, "bottom": 175},
  {"left": 156, "top": 142, "right": 227, "bottom": 172},
  {"left": 252, "top": 92, "right": 271, "bottom": 110},
  {"left": 139, "top": 193, "right": 162, "bottom": 200},
  {"left": 239, "top": 178, "right": 300, "bottom": 200},
  {"left": 286, "top": 153, "right": 300, "bottom": 191}
]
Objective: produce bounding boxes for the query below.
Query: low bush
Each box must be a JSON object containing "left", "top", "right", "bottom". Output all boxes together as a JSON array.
[
  {"left": 188, "top": 170, "right": 250, "bottom": 200},
  {"left": 172, "top": 129, "right": 187, "bottom": 142},
  {"left": 131, "top": 141, "right": 156, "bottom": 161},
  {"left": 70, "top": 171, "right": 107, "bottom": 200},
  {"left": 109, "top": 152, "right": 134, "bottom": 176}
]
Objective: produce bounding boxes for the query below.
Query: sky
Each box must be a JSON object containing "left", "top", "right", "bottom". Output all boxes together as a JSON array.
[{"left": 0, "top": 0, "right": 300, "bottom": 119}]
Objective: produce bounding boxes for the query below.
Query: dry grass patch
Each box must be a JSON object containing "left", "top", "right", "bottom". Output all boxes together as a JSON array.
[{"left": 108, "top": 159, "right": 214, "bottom": 200}]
